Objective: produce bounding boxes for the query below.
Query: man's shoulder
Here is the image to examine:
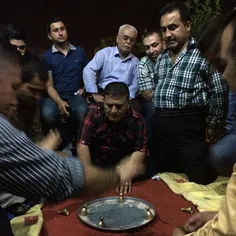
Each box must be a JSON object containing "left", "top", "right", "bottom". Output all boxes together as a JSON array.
[
  {"left": 129, "top": 108, "right": 145, "bottom": 123},
  {"left": 139, "top": 56, "right": 150, "bottom": 66},
  {"left": 42, "top": 48, "right": 53, "bottom": 59}
]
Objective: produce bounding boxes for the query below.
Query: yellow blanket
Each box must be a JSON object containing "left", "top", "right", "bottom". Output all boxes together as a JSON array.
[
  {"left": 10, "top": 203, "right": 44, "bottom": 236},
  {"left": 158, "top": 172, "right": 229, "bottom": 212}
]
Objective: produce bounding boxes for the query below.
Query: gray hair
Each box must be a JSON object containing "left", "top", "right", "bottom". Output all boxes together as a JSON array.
[{"left": 118, "top": 24, "right": 137, "bottom": 35}]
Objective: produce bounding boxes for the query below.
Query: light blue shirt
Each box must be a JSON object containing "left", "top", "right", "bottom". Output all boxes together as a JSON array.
[{"left": 83, "top": 46, "right": 139, "bottom": 99}]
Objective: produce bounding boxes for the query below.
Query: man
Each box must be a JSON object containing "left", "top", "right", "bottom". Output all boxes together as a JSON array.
[
  {"left": 77, "top": 82, "right": 147, "bottom": 194},
  {"left": 83, "top": 24, "right": 140, "bottom": 112},
  {"left": 172, "top": 8, "right": 236, "bottom": 236},
  {"left": 137, "top": 30, "right": 164, "bottom": 120},
  {"left": 0, "top": 38, "right": 144, "bottom": 235},
  {"left": 150, "top": 2, "right": 228, "bottom": 184},
  {"left": 41, "top": 17, "right": 88, "bottom": 148},
  {"left": 1, "top": 23, "right": 39, "bottom": 61}
]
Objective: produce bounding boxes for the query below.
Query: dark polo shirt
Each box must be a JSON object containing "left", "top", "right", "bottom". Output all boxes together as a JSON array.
[{"left": 42, "top": 43, "right": 88, "bottom": 95}]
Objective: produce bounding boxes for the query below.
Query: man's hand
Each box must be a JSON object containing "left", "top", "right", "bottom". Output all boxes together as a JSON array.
[
  {"left": 184, "top": 211, "right": 217, "bottom": 233},
  {"left": 117, "top": 181, "right": 132, "bottom": 194},
  {"left": 92, "top": 94, "right": 104, "bottom": 103},
  {"left": 58, "top": 100, "right": 70, "bottom": 116},
  {"left": 39, "top": 129, "right": 62, "bottom": 150},
  {"left": 172, "top": 227, "right": 186, "bottom": 236},
  {"left": 116, "top": 158, "right": 144, "bottom": 185},
  {"left": 205, "top": 128, "right": 217, "bottom": 143},
  {"left": 75, "top": 88, "right": 85, "bottom": 96}
]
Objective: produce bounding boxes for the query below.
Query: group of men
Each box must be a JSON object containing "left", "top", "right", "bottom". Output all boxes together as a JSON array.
[{"left": 0, "top": 1, "right": 236, "bottom": 235}]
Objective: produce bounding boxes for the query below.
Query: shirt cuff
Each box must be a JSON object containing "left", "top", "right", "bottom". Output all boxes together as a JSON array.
[{"left": 65, "top": 157, "right": 85, "bottom": 193}]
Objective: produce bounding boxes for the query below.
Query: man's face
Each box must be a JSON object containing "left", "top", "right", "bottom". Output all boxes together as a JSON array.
[
  {"left": 9, "top": 39, "right": 27, "bottom": 56},
  {"left": 219, "top": 24, "right": 236, "bottom": 92},
  {"left": 104, "top": 95, "right": 129, "bottom": 123},
  {"left": 48, "top": 21, "right": 68, "bottom": 44},
  {"left": 116, "top": 27, "right": 137, "bottom": 56},
  {"left": 160, "top": 10, "right": 191, "bottom": 54},
  {"left": 143, "top": 33, "right": 163, "bottom": 61},
  {"left": 17, "top": 74, "right": 46, "bottom": 104},
  {"left": 0, "top": 60, "right": 21, "bottom": 116}
]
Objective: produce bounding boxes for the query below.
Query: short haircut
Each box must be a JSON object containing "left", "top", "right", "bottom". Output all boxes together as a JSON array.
[
  {"left": 104, "top": 82, "right": 129, "bottom": 100},
  {"left": 118, "top": 24, "right": 137, "bottom": 36},
  {"left": 159, "top": 1, "right": 192, "bottom": 24},
  {"left": 21, "top": 60, "right": 48, "bottom": 83},
  {"left": 0, "top": 24, "right": 26, "bottom": 43},
  {"left": 0, "top": 36, "right": 22, "bottom": 69},
  {"left": 46, "top": 17, "right": 64, "bottom": 34},
  {"left": 142, "top": 30, "right": 163, "bottom": 42}
]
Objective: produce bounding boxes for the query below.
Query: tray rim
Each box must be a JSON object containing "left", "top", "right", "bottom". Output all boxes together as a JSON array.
[{"left": 77, "top": 196, "right": 156, "bottom": 232}]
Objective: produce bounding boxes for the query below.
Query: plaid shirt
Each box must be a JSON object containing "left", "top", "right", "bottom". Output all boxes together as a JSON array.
[
  {"left": 153, "top": 38, "right": 228, "bottom": 128},
  {"left": 78, "top": 104, "right": 147, "bottom": 167},
  {"left": 137, "top": 56, "right": 155, "bottom": 91}
]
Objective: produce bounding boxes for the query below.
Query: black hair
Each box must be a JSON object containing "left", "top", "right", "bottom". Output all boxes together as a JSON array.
[
  {"left": 104, "top": 82, "right": 129, "bottom": 100},
  {"left": 46, "top": 17, "right": 64, "bottom": 34},
  {"left": 21, "top": 60, "right": 48, "bottom": 83},
  {"left": 159, "top": 1, "right": 192, "bottom": 23},
  {"left": 142, "top": 30, "right": 163, "bottom": 42},
  {"left": 0, "top": 24, "right": 27, "bottom": 43}
]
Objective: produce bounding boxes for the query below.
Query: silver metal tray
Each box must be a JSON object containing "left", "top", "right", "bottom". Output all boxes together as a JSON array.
[{"left": 77, "top": 196, "right": 156, "bottom": 232}]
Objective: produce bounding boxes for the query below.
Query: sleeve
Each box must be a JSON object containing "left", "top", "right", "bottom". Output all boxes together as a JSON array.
[
  {"left": 128, "top": 59, "right": 139, "bottom": 99},
  {"left": 83, "top": 49, "right": 106, "bottom": 94},
  {"left": 137, "top": 59, "right": 153, "bottom": 92},
  {"left": 206, "top": 66, "right": 228, "bottom": 129},
  {"left": 78, "top": 108, "right": 95, "bottom": 145},
  {"left": 186, "top": 165, "right": 236, "bottom": 235},
  {"left": 0, "top": 117, "right": 85, "bottom": 202},
  {"left": 41, "top": 52, "right": 52, "bottom": 72},
  {"left": 133, "top": 113, "right": 148, "bottom": 154}
]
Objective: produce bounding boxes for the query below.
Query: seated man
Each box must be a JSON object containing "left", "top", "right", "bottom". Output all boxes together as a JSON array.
[
  {"left": 172, "top": 8, "right": 236, "bottom": 236},
  {"left": 77, "top": 82, "right": 147, "bottom": 194},
  {"left": 83, "top": 24, "right": 141, "bottom": 113},
  {"left": 41, "top": 17, "right": 88, "bottom": 149}
]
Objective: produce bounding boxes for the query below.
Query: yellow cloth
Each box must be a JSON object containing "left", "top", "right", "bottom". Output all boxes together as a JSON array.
[
  {"left": 158, "top": 172, "right": 229, "bottom": 211},
  {"left": 186, "top": 164, "right": 236, "bottom": 235},
  {"left": 10, "top": 203, "right": 43, "bottom": 236}
]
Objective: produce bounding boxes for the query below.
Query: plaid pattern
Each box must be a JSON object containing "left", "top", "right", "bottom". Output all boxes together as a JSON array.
[
  {"left": 153, "top": 38, "right": 228, "bottom": 128},
  {"left": 137, "top": 56, "right": 155, "bottom": 91},
  {"left": 78, "top": 104, "right": 147, "bottom": 166}
]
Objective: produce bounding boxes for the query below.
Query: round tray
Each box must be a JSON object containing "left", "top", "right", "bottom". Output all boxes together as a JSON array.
[{"left": 77, "top": 196, "right": 156, "bottom": 232}]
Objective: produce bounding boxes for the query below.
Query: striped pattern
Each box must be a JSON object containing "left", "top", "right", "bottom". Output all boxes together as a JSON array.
[{"left": 0, "top": 115, "right": 85, "bottom": 202}]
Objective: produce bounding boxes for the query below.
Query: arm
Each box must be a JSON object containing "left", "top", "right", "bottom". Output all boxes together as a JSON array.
[
  {"left": 206, "top": 67, "right": 228, "bottom": 130},
  {"left": 137, "top": 59, "right": 153, "bottom": 101},
  {"left": 128, "top": 61, "right": 139, "bottom": 99},
  {"left": 77, "top": 143, "right": 91, "bottom": 167},
  {"left": 83, "top": 49, "right": 105, "bottom": 94}
]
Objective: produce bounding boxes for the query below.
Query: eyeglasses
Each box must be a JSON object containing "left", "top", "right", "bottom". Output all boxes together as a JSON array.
[
  {"left": 118, "top": 35, "right": 136, "bottom": 43},
  {"left": 105, "top": 103, "right": 125, "bottom": 110}
]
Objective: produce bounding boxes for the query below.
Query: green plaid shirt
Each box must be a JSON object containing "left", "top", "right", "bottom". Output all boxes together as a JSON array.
[{"left": 153, "top": 38, "right": 228, "bottom": 128}]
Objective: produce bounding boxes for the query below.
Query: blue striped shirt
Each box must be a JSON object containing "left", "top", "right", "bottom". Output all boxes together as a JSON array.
[{"left": 0, "top": 114, "right": 85, "bottom": 202}]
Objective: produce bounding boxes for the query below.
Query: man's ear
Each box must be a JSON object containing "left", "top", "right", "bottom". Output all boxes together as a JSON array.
[
  {"left": 47, "top": 33, "right": 52, "bottom": 41},
  {"left": 185, "top": 21, "right": 192, "bottom": 34},
  {"left": 116, "top": 35, "right": 119, "bottom": 44}
]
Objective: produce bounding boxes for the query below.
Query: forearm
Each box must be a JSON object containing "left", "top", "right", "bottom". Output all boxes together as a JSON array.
[
  {"left": 47, "top": 86, "right": 63, "bottom": 104},
  {"left": 141, "top": 90, "right": 152, "bottom": 101},
  {"left": 77, "top": 143, "right": 92, "bottom": 166}
]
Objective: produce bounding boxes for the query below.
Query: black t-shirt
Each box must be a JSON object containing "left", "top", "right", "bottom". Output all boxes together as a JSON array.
[{"left": 0, "top": 206, "right": 14, "bottom": 236}]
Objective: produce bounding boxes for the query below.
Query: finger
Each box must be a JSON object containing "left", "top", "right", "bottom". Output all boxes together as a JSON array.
[
  {"left": 119, "top": 185, "right": 125, "bottom": 194},
  {"left": 128, "top": 182, "right": 132, "bottom": 193},
  {"left": 116, "top": 186, "right": 120, "bottom": 192}
]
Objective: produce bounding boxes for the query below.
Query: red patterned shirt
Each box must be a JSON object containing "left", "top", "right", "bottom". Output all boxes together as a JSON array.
[{"left": 78, "top": 103, "right": 147, "bottom": 166}]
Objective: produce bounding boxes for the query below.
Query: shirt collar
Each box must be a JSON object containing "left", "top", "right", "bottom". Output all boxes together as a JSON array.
[
  {"left": 114, "top": 46, "right": 132, "bottom": 60},
  {"left": 52, "top": 43, "right": 76, "bottom": 53}
]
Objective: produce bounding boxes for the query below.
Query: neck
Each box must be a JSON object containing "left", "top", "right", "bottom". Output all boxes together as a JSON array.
[
  {"left": 118, "top": 48, "right": 129, "bottom": 60},
  {"left": 54, "top": 42, "right": 69, "bottom": 52}
]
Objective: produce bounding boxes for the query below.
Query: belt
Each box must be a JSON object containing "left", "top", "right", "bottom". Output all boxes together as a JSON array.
[{"left": 155, "top": 108, "right": 202, "bottom": 117}]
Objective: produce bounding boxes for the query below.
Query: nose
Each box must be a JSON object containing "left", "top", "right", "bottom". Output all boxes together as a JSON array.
[
  {"left": 165, "top": 29, "right": 172, "bottom": 38},
  {"left": 149, "top": 47, "right": 154, "bottom": 54},
  {"left": 58, "top": 29, "right": 63, "bottom": 35},
  {"left": 110, "top": 105, "right": 118, "bottom": 113}
]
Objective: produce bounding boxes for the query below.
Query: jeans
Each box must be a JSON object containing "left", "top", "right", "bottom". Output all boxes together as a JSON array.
[
  {"left": 225, "top": 90, "right": 236, "bottom": 132},
  {"left": 209, "top": 128, "right": 236, "bottom": 176},
  {"left": 41, "top": 94, "right": 87, "bottom": 148}
]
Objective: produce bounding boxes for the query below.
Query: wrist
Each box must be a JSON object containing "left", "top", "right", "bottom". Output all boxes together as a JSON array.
[{"left": 177, "top": 226, "right": 189, "bottom": 234}]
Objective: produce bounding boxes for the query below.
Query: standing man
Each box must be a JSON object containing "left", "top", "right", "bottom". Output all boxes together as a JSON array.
[
  {"left": 41, "top": 17, "right": 88, "bottom": 148},
  {"left": 151, "top": 2, "right": 228, "bottom": 184},
  {"left": 83, "top": 24, "right": 141, "bottom": 112},
  {"left": 172, "top": 8, "right": 236, "bottom": 236},
  {"left": 137, "top": 31, "right": 164, "bottom": 120}
]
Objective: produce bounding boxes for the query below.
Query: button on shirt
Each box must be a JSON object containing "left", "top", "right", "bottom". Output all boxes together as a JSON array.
[
  {"left": 42, "top": 43, "right": 88, "bottom": 95},
  {"left": 83, "top": 46, "right": 139, "bottom": 99},
  {"left": 153, "top": 38, "right": 228, "bottom": 128}
]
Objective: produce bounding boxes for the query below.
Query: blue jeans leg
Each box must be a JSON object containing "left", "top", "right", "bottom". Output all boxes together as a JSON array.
[
  {"left": 41, "top": 97, "right": 59, "bottom": 124},
  {"left": 225, "top": 90, "right": 236, "bottom": 132},
  {"left": 209, "top": 129, "right": 236, "bottom": 176}
]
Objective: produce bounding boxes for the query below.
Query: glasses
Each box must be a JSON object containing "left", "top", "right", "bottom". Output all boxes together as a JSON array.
[
  {"left": 105, "top": 103, "right": 125, "bottom": 110},
  {"left": 119, "top": 35, "right": 136, "bottom": 43}
]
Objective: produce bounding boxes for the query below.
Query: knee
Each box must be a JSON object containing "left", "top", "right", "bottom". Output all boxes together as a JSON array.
[
  {"left": 208, "top": 145, "right": 225, "bottom": 172},
  {"left": 41, "top": 106, "right": 57, "bottom": 123},
  {"left": 72, "top": 103, "right": 88, "bottom": 120}
]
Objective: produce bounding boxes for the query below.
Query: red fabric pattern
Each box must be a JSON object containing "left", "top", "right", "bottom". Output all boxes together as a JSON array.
[{"left": 41, "top": 180, "right": 197, "bottom": 236}]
